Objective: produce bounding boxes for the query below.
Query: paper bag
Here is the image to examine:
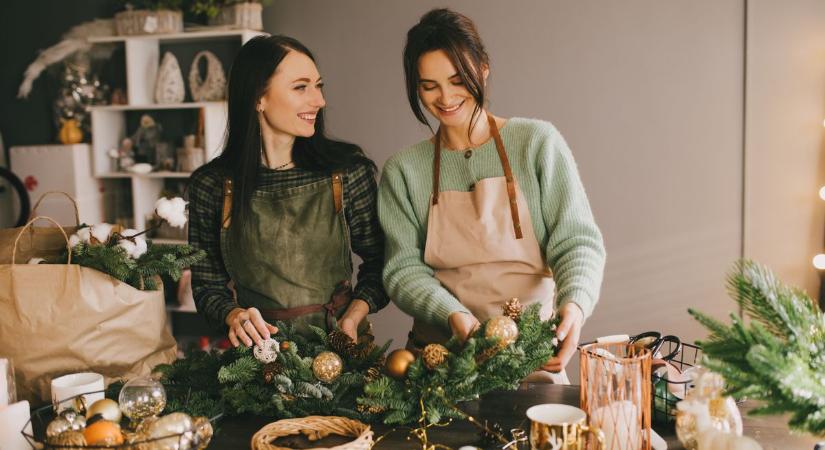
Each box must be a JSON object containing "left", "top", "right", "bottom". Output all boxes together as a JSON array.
[
  {"left": 0, "top": 192, "right": 80, "bottom": 264},
  {"left": 0, "top": 217, "right": 177, "bottom": 403}
]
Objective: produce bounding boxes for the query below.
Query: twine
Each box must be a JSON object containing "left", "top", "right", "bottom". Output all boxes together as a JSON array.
[{"left": 251, "top": 416, "right": 373, "bottom": 450}]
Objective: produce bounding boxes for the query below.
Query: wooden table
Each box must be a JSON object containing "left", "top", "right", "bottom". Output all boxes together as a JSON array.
[{"left": 209, "top": 383, "right": 820, "bottom": 449}]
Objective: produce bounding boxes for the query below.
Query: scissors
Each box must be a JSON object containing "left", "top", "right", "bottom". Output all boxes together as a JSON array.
[{"left": 628, "top": 331, "right": 681, "bottom": 361}]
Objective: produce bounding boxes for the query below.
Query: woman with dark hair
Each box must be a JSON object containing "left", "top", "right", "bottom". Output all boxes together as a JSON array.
[
  {"left": 379, "top": 9, "right": 605, "bottom": 382},
  {"left": 189, "top": 35, "right": 388, "bottom": 348}
]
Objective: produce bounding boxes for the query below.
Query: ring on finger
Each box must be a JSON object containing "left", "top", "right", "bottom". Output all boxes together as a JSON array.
[{"left": 242, "top": 319, "right": 251, "bottom": 328}]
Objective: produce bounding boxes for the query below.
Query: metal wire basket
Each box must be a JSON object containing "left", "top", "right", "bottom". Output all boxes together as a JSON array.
[{"left": 651, "top": 341, "right": 703, "bottom": 425}]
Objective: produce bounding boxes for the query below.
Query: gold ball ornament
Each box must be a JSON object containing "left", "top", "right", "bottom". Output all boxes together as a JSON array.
[
  {"left": 191, "top": 416, "right": 214, "bottom": 450},
  {"left": 146, "top": 412, "right": 195, "bottom": 450},
  {"left": 46, "top": 416, "right": 72, "bottom": 438},
  {"left": 83, "top": 419, "right": 124, "bottom": 446},
  {"left": 385, "top": 348, "right": 416, "bottom": 379},
  {"left": 87, "top": 398, "right": 123, "bottom": 423},
  {"left": 312, "top": 351, "right": 343, "bottom": 383},
  {"left": 46, "top": 430, "right": 86, "bottom": 448},
  {"left": 485, "top": 316, "right": 519, "bottom": 345},
  {"left": 422, "top": 343, "right": 449, "bottom": 370}
]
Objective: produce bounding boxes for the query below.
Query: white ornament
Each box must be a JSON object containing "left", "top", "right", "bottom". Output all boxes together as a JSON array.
[
  {"left": 188, "top": 51, "right": 226, "bottom": 102},
  {"left": 155, "top": 52, "right": 185, "bottom": 104},
  {"left": 253, "top": 337, "right": 280, "bottom": 363}
]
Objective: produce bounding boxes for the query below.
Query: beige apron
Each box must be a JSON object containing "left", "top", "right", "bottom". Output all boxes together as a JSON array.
[{"left": 409, "top": 113, "right": 568, "bottom": 384}]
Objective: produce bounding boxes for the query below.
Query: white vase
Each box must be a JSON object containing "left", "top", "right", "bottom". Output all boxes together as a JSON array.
[{"left": 155, "top": 52, "right": 185, "bottom": 104}]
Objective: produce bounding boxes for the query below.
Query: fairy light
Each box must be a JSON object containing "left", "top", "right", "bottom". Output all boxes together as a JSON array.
[{"left": 813, "top": 254, "right": 825, "bottom": 270}]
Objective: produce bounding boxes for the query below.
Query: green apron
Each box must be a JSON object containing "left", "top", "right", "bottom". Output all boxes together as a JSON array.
[{"left": 219, "top": 173, "right": 353, "bottom": 336}]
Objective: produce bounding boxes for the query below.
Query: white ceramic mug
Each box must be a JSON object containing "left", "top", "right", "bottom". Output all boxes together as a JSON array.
[
  {"left": 51, "top": 372, "right": 104, "bottom": 413},
  {"left": 527, "top": 403, "right": 605, "bottom": 450}
]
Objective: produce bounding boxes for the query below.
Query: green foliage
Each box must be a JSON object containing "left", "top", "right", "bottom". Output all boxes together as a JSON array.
[
  {"left": 67, "top": 238, "right": 205, "bottom": 290},
  {"left": 689, "top": 259, "right": 825, "bottom": 435},
  {"left": 189, "top": 0, "right": 271, "bottom": 18}
]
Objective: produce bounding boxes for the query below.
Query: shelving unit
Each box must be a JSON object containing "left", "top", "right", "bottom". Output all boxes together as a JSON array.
[{"left": 89, "top": 29, "right": 266, "bottom": 231}]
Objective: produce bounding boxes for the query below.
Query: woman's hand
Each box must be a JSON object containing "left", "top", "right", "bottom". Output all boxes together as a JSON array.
[
  {"left": 449, "top": 311, "right": 481, "bottom": 342},
  {"left": 338, "top": 299, "right": 370, "bottom": 341},
  {"left": 225, "top": 307, "right": 278, "bottom": 348},
  {"left": 541, "top": 302, "right": 584, "bottom": 372}
]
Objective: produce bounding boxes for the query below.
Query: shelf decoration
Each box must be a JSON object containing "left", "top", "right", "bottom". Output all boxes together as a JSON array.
[
  {"left": 155, "top": 52, "right": 186, "bottom": 104},
  {"left": 189, "top": 51, "right": 226, "bottom": 102}
]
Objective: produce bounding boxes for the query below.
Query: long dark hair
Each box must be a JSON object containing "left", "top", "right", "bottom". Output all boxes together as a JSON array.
[
  {"left": 214, "top": 35, "right": 373, "bottom": 235},
  {"left": 403, "top": 8, "right": 490, "bottom": 135}
]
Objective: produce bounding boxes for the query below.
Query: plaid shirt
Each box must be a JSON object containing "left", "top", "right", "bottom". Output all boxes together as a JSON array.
[{"left": 187, "top": 161, "right": 388, "bottom": 330}]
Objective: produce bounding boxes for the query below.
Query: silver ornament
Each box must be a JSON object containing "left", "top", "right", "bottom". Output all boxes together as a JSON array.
[
  {"left": 253, "top": 337, "right": 280, "bottom": 363},
  {"left": 46, "top": 416, "right": 71, "bottom": 438}
]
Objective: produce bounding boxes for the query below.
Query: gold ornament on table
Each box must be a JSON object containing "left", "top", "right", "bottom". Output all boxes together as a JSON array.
[
  {"left": 485, "top": 316, "right": 520, "bottom": 345},
  {"left": 422, "top": 343, "right": 449, "bottom": 370},
  {"left": 675, "top": 369, "right": 745, "bottom": 450},
  {"left": 118, "top": 375, "right": 167, "bottom": 426},
  {"left": 87, "top": 398, "right": 122, "bottom": 423},
  {"left": 192, "top": 416, "right": 215, "bottom": 450},
  {"left": 312, "top": 351, "right": 344, "bottom": 383},
  {"left": 145, "top": 412, "right": 195, "bottom": 450},
  {"left": 503, "top": 297, "right": 524, "bottom": 321},
  {"left": 46, "top": 430, "right": 87, "bottom": 448},
  {"left": 385, "top": 348, "right": 416, "bottom": 379}
]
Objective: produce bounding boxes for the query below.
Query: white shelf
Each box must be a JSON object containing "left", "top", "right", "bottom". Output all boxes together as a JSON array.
[
  {"left": 99, "top": 171, "right": 193, "bottom": 179},
  {"left": 90, "top": 102, "right": 224, "bottom": 112},
  {"left": 89, "top": 28, "right": 266, "bottom": 44}
]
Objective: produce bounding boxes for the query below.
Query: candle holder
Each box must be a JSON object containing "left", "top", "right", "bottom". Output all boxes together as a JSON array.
[{"left": 580, "top": 342, "right": 652, "bottom": 450}]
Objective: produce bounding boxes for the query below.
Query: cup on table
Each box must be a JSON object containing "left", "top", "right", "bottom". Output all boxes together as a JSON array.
[
  {"left": 527, "top": 403, "right": 605, "bottom": 450},
  {"left": 0, "top": 357, "right": 15, "bottom": 407},
  {"left": 51, "top": 372, "right": 104, "bottom": 413}
]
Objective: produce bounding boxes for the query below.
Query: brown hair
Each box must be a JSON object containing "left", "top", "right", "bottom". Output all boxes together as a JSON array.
[{"left": 403, "top": 8, "right": 490, "bottom": 134}]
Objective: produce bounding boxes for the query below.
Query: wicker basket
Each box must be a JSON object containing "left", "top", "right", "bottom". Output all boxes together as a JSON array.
[
  {"left": 115, "top": 9, "right": 184, "bottom": 36},
  {"left": 251, "top": 416, "right": 373, "bottom": 450},
  {"left": 209, "top": 2, "right": 263, "bottom": 30}
]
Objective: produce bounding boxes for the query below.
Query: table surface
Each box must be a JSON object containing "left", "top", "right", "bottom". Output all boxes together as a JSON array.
[{"left": 209, "top": 383, "right": 822, "bottom": 450}]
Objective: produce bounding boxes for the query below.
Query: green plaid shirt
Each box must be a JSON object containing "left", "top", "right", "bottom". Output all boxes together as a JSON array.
[{"left": 187, "top": 162, "right": 388, "bottom": 330}]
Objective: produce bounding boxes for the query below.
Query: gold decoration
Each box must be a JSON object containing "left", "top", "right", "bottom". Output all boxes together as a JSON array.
[
  {"left": 279, "top": 341, "right": 290, "bottom": 352},
  {"left": 262, "top": 361, "right": 283, "bottom": 384},
  {"left": 312, "top": 351, "right": 343, "bottom": 383},
  {"left": 87, "top": 398, "right": 122, "bottom": 423},
  {"left": 484, "top": 316, "right": 519, "bottom": 345},
  {"left": 502, "top": 297, "right": 524, "bottom": 321},
  {"left": 47, "top": 430, "right": 86, "bottom": 448},
  {"left": 46, "top": 416, "right": 72, "bottom": 438},
  {"left": 250, "top": 416, "right": 373, "bottom": 450},
  {"left": 356, "top": 403, "right": 386, "bottom": 415},
  {"left": 146, "top": 412, "right": 194, "bottom": 449},
  {"left": 83, "top": 419, "right": 124, "bottom": 445},
  {"left": 73, "top": 395, "right": 88, "bottom": 416},
  {"left": 385, "top": 349, "right": 415, "bottom": 379},
  {"left": 422, "top": 344, "right": 449, "bottom": 370},
  {"left": 475, "top": 342, "right": 506, "bottom": 365},
  {"left": 192, "top": 416, "right": 214, "bottom": 450}
]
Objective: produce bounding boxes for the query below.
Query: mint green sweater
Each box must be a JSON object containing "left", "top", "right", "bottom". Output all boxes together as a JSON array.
[{"left": 377, "top": 118, "right": 606, "bottom": 330}]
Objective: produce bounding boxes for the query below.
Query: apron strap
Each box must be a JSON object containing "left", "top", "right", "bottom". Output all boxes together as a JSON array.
[
  {"left": 431, "top": 113, "right": 523, "bottom": 239},
  {"left": 256, "top": 280, "right": 352, "bottom": 331},
  {"left": 222, "top": 178, "right": 233, "bottom": 230},
  {"left": 332, "top": 172, "right": 344, "bottom": 214}
]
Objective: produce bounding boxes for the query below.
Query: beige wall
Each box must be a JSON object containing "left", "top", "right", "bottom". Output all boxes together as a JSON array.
[{"left": 264, "top": 0, "right": 825, "bottom": 350}]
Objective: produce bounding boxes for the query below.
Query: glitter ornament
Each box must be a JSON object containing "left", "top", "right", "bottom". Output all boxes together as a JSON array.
[
  {"left": 312, "top": 351, "right": 343, "bottom": 383},
  {"left": 485, "top": 316, "right": 519, "bottom": 345},
  {"left": 253, "top": 337, "right": 280, "bottom": 363},
  {"left": 118, "top": 376, "right": 167, "bottom": 424}
]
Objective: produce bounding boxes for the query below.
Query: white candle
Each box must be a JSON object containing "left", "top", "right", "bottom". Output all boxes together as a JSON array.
[
  {"left": 51, "top": 372, "right": 104, "bottom": 413},
  {"left": 0, "top": 358, "right": 9, "bottom": 407},
  {"left": 591, "top": 401, "right": 641, "bottom": 450},
  {"left": 0, "top": 400, "right": 33, "bottom": 450}
]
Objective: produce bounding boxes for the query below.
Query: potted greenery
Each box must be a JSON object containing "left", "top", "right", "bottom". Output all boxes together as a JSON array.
[
  {"left": 191, "top": 0, "right": 268, "bottom": 31},
  {"left": 115, "top": 0, "right": 185, "bottom": 36}
]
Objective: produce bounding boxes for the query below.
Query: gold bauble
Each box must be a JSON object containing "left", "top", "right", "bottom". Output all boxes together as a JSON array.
[
  {"left": 422, "top": 343, "right": 449, "bottom": 370},
  {"left": 46, "top": 416, "right": 72, "bottom": 438},
  {"left": 146, "top": 412, "right": 195, "bottom": 450},
  {"left": 47, "top": 430, "right": 86, "bottom": 448},
  {"left": 191, "top": 416, "right": 214, "bottom": 450},
  {"left": 83, "top": 419, "right": 124, "bottom": 446},
  {"left": 312, "top": 351, "right": 343, "bottom": 383},
  {"left": 484, "top": 316, "right": 519, "bottom": 345},
  {"left": 385, "top": 349, "right": 415, "bottom": 379},
  {"left": 87, "top": 398, "right": 123, "bottom": 423}
]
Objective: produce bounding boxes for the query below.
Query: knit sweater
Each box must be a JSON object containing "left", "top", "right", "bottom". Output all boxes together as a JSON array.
[{"left": 377, "top": 117, "right": 605, "bottom": 330}]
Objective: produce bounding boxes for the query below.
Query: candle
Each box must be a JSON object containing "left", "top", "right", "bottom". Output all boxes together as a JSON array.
[
  {"left": 591, "top": 400, "right": 641, "bottom": 450},
  {"left": 0, "top": 400, "right": 33, "bottom": 450},
  {"left": 51, "top": 372, "right": 104, "bottom": 413}
]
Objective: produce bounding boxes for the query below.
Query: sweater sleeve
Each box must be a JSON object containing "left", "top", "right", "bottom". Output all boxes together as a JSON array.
[
  {"left": 187, "top": 165, "right": 239, "bottom": 331},
  {"left": 378, "top": 159, "right": 471, "bottom": 329},
  {"left": 536, "top": 127, "right": 606, "bottom": 319}
]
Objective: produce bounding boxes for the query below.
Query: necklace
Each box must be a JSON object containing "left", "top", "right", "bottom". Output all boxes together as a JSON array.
[{"left": 272, "top": 160, "right": 293, "bottom": 170}]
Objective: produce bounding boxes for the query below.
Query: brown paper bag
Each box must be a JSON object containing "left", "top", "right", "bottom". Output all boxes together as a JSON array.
[
  {"left": 0, "top": 217, "right": 177, "bottom": 403},
  {"left": 0, "top": 192, "right": 81, "bottom": 264}
]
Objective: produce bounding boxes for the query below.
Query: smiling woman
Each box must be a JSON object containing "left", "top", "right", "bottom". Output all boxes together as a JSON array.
[{"left": 187, "top": 35, "right": 389, "bottom": 347}]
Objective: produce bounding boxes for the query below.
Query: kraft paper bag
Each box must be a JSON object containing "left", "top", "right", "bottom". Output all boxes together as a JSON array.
[
  {"left": 0, "top": 217, "right": 177, "bottom": 404},
  {"left": 0, "top": 192, "right": 81, "bottom": 264}
]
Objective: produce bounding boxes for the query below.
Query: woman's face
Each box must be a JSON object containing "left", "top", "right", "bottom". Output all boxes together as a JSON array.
[
  {"left": 417, "top": 49, "right": 486, "bottom": 129},
  {"left": 258, "top": 50, "right": 326, "bottom": 138}
]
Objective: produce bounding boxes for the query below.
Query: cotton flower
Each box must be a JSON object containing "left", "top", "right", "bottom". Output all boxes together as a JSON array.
[
  {"left": 68, "top": 234, "right": 81, "bottom": 248},
  {"left": 118, "top": 234, "right": 148, "bottom": 259},
  {"left": 27, "top": 257, "right": 45, "bottom": 264},
  {"left": 155, "top": 197, "right": 188, "bottom": 228},
  {"left": 76, "top": 227, "right": 91, "bottom": 243},
  {"left": 90, "top": 223, "right": 114, "bottom": 243}
]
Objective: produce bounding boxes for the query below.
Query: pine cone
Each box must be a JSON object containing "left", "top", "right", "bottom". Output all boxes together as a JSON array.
[
  {"left": 475, "top": 343, "right": 504, "bottom": 365},
  {"left": 328, "top": 329, "right": 356, "bottom": 355},
  {"left": 503, "top": 298, "right": 524, "bottom": 321},
  {"left": 262, "top": 361, "right": 283, "bottom": 384},
  {"left": 422, "top": 343, "right": 449, "bottom": 370},
  {"left": 357, "top": 403, "right": 386, "bottom": 415},
  {"left": 364, "top": 366, "right": 381, "bottom": 383}
]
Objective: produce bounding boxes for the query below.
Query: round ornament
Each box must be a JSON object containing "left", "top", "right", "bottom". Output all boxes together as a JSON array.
[
  {"left": 485, "top": 316, "right": 519, "bottom": 345},
  {"left": 422, "top": 343, "right": 449, "bottom": 370},
  {"left": 87, "top": 398, "right": 123, "bottom": 423},
  {"left": 146, "top": 412, "right": 195, "bottom": 450},
  {"left": 59, "top": 409, "right": 87, "bottom": 431},
  {"left": 312, "top": 351, "right": 343, "bottom": 383},
  {"left": 279, "top": 341, "right": 290, "bottom": 352},
  {"left": 83, "top": 419, "right": 124, "bottom": 446},
  {"left": 385, "top": 349, "right": 416, "bottom": 379},
  {"left": 119, "top": 376, "right": 167, "bottom": 423},
  {"left": 253, "top": 337, "right": 280, "bottom": 363},
  {"left": 191, "top": 416, "right": 214, "bottom": 450},
  {"left": 46, "top": 416, "right": 72, "bottom": 438},
  {"left": 46, "top": 430, "right": 86, "bottom": 447}
]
